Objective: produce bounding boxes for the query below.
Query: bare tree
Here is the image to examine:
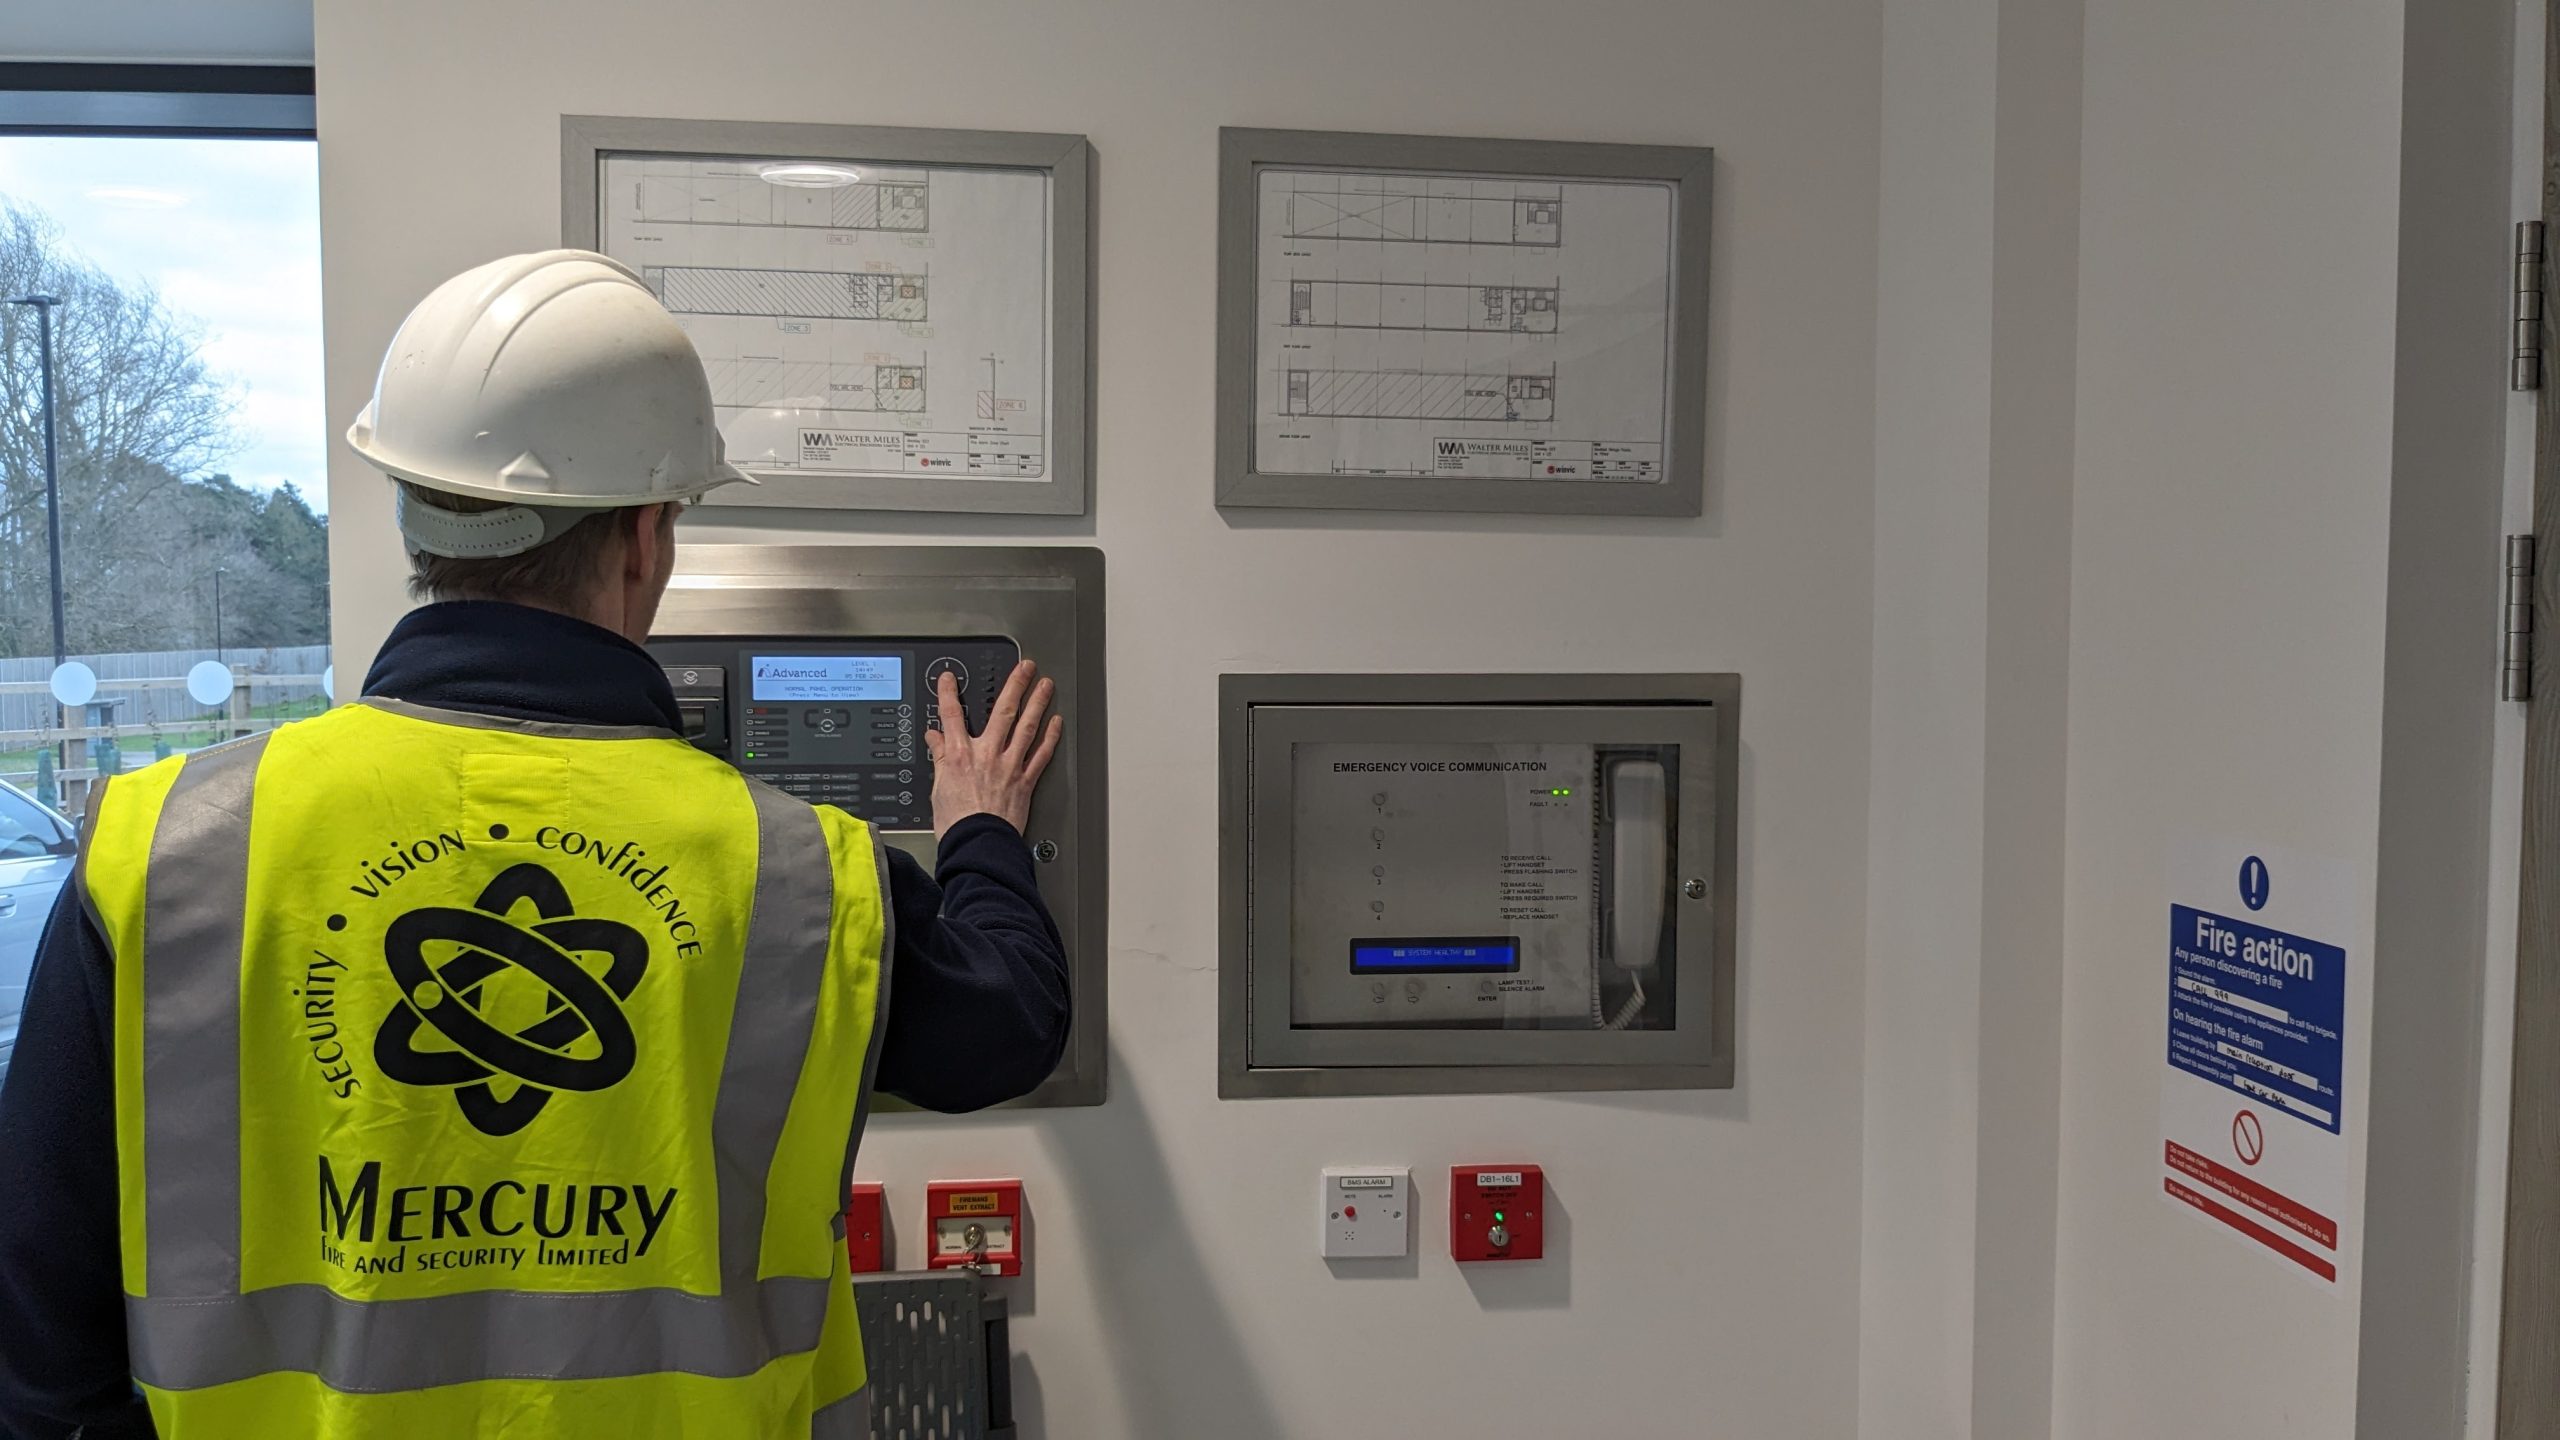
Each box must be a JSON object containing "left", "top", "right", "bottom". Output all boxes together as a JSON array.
[{"left": 0, "top": 202, "right": 324, "bottom": 659}]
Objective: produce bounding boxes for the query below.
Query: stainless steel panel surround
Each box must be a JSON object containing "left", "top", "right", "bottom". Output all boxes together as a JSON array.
[
  {"left": 658, "top": 545, "right": 1106, "bottom": 1108},
  {"left": 1221, "top": 672, "right": 1737, "bottom": 1098}
]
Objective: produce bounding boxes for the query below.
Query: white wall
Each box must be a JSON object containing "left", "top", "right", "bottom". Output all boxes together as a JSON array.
[
  {"left": 1861, "top": 1, "right": 2083, "bottom": 1433},
  {"left": 2050, "top": 1, "right": 2451, "bottom": 1435},
  {"left": 2358, "top": 0, "right": 2515, "bottom": 1431},
  {"left": 316, "top": 2, "right": 1885, "bottom": 1436},
  {"left": 2039, "top": 2, "right": 2519, "bottom": 1431},
  {"left": 1862, "top": 1, "right": 1998, "bottom": 1431}
]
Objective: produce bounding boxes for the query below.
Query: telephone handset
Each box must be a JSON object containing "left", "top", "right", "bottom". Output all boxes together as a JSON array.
[{"left": 1601, "top": 756, "right": 1670, "bottom": 1029}]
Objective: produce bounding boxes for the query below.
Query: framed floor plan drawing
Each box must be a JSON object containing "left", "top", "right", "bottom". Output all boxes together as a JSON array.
[
  {"left": 565, "top": 116, "right": 1093, "bottom": 515},
  {"left": 1216, "top": 128, "right": 1711, "bottom": 516}
]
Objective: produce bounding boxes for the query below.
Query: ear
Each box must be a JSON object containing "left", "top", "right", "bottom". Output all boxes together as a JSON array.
[{"left": 623, "top": 503, "right": 673, "bottom": 581}]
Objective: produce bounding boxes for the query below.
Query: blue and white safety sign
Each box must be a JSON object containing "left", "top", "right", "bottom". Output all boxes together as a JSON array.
[
  {"left": 2160, "top": 842, "right": 2358, "bottom": 1285},
  {"left": 2166, "top": 899, "right": 2345, "bottom": 1135}
]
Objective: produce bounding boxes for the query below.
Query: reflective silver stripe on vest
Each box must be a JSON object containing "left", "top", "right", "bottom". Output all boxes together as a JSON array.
[
  {"left": 127, "top": 1277, "right": 830, "bottom": 1393},
  {"left": 811, "top": 1386, "right": 871, "bottom": 1440},
  {"left": 840, "top": 834, "right": 896, "bottom": 1205},
  {"left": 142, "top": 734, "right": 270, "bottom": 1297},
  {"left": 711, "top": 784, "right": 835, "bottom": 1282}
]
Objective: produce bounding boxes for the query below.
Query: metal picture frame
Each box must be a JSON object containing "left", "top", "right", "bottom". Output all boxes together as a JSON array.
[
  {"left": 1215, "top": 127, "right": 1712, "bottom": 517},
  {"left": 564, "top": 115, "right": 1094, "bottom": 517}
]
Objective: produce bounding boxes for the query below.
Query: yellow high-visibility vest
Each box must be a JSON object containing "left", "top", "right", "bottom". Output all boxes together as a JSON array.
[{"left": 82, "top": 697, "right": 889, "bottom": 1438}]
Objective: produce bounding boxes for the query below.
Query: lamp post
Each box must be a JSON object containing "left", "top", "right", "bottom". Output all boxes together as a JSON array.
[
  {"left": 7, "top": 295, "right": 65, "bottom": 665},
  {"left": 213, "top": 565, "right": 225, "bottom": 660},
  {"left": 11, "top": 295, "right": 68, "bottom": 792}
]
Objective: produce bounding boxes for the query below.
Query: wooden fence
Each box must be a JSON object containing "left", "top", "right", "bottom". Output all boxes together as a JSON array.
[{"left": 0, "top": 670, "right": 328, "bottom": 816}]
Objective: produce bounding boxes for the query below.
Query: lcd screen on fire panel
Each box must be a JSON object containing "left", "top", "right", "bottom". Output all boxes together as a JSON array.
[
  {"left": 749, "top": 656, "right": 903, "bottom": 703},
  {"left": 1349, "top": 939, "right": 1523, "bottom": 973},
  {"left": 1290, "top": 741, "right": 1676, "bottom": 1032}
]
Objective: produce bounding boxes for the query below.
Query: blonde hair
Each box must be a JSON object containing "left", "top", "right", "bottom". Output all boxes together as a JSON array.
[{"left": 399, "top": 482, "right": 633, "bottom": 607}]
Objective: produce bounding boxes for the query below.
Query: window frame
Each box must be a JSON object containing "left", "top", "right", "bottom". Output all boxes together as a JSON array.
[
  {"left": 0, "top": 63, "right": 315, "bottom": 140},
  {"left": 0, "top": 64, "right": 324, "bottom": 818}
]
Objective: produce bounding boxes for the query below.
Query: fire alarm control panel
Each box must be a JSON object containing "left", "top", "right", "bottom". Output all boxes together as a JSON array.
[
  {"left": 925, "top": 1179, "right": 1025, "bottom": 1277},
  {"left": 1451, "top": 1164, "right": 1545, "bottom": 1262},
  {"left": 651, "top": 545, "right": 1107, "bottom": 1109}
]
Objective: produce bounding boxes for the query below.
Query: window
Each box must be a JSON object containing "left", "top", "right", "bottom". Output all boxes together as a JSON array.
[
  {"left": 0, "top": 64, "right": 319, "bottom": 1081},
  {"left": 0, "top": 784, "right": 70, "bottom": 861}
]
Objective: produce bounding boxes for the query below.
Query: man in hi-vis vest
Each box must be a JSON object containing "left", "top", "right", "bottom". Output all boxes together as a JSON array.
[{"left": 0, "top": 252, "right": 1070, "bottom": 1439}]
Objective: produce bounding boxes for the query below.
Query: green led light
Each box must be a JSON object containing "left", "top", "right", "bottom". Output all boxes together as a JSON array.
[
  {"left": 1546, "top": 788, "right": 1573, "bottom": 797},
  {"left": 1493, "top": 1210, "right": 1506, "bottom": 1222}
]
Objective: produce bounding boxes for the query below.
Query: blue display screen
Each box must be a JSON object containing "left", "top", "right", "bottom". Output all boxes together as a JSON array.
[
  {"left": 750, "top": 655, "right": 903, "bottom": 703},
  {"left": 1350, "top": 938, "right": 1521, "bottom": 974}
]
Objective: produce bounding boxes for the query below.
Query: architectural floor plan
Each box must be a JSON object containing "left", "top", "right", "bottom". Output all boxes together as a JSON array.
[
  {"left": 600, "top": 155, "right": 1050, "bottom": 484},
  {"left": 1254, "top": 168, "right": 1676, "bottom": 484}
]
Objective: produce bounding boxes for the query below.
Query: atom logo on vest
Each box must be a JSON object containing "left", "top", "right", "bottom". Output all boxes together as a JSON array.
[{"left": 375, "top": 862, "right": 650, "bottom": 1137}]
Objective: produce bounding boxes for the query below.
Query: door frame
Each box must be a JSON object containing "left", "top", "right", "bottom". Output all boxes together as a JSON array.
[{"left": 2497, "top": 4, "right": 2560, "bottom": 1430}]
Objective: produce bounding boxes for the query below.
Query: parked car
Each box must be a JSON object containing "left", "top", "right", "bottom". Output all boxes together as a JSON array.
[{"left": 0, "top": 780, "right": 78, "bottom": 1093}]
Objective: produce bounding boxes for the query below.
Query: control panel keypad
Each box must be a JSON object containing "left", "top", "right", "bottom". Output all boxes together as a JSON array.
[{"left": 653, "top": 637, "right": 1019, "bottom": 831}]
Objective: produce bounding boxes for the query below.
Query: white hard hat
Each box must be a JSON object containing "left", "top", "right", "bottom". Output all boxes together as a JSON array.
[{"left": 346, "top": 249, "right": 752, "bottom": 558}]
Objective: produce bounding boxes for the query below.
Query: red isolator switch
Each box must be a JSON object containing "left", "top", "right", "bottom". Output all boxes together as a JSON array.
[
  {"left": 924, "top": 1178, "right": 1025, "bottom": 1277},
  {"left": 1450, "top": 1164, "right": 1545, "bottom": 1262},
  {"left": 845, "top": 1182, "right": 886, "bottom": 1274}
]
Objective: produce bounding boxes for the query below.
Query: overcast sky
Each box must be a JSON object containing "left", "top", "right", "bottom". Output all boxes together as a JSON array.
[{"left": 0, "top": 135, "right": 326, "bottom": 515}]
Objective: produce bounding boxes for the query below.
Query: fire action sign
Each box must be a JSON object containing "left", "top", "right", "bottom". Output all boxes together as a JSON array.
[{"left": 2160, "top": 842, "right": 2355, "bottom": 1284}]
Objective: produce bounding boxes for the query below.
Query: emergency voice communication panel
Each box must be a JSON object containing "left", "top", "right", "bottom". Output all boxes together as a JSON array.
[
  {"left": 1219, "top": 673, "right": 1738, "bottom": 1098},
  {"left": 651, "top": 546, "right": 1107, "bottom": 1107}
]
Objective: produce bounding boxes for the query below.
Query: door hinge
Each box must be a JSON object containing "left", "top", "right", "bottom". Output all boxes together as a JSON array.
[
  {"left": 2505, "top": 533, "right": 2536, "bottom": 701},
  {"left": 2518, "top": 221, "right": 2547, "bottom": 391}
]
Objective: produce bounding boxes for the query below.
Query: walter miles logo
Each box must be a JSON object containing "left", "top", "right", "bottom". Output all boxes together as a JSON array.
[{"left": 374, "top": 861, "right": 650, "bottom": 1137}]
